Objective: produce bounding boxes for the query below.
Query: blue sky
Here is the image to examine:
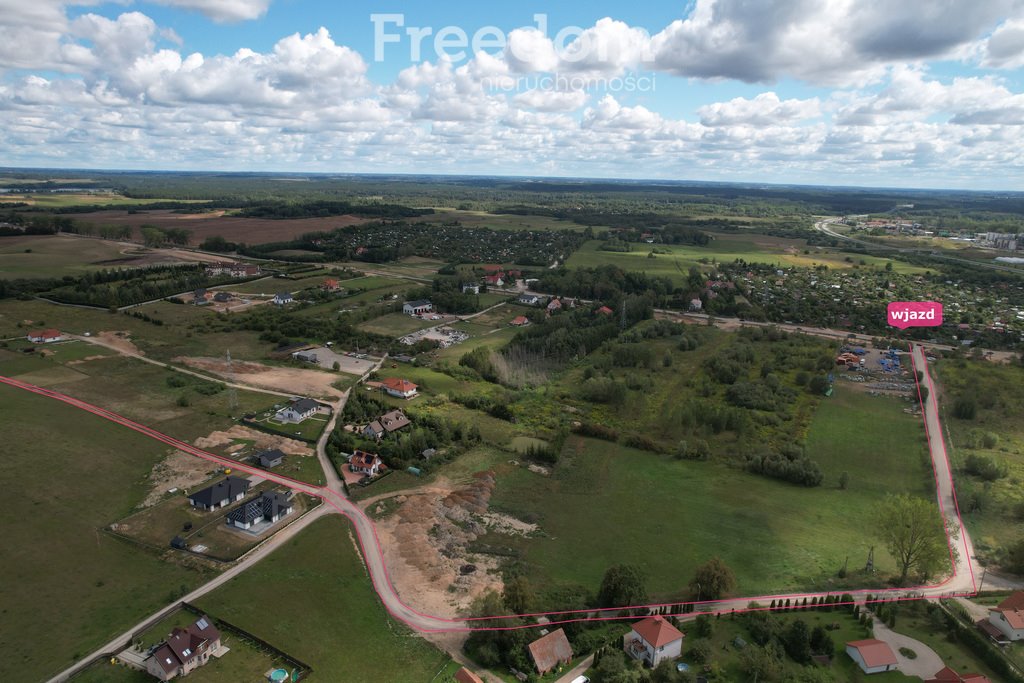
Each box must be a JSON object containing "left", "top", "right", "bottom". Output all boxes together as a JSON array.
[{"left": 3, "top": 0, "right": 1024, "bottom": 188}]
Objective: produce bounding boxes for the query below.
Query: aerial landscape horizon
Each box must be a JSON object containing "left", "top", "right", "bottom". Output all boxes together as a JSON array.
[{"left": 4, "top": 1, "right": 1024, "bottom": 682}]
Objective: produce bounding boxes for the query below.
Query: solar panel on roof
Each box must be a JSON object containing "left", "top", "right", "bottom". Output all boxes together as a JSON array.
[{"left": 196, "top": 618, "right": 208, "bottom": 629}]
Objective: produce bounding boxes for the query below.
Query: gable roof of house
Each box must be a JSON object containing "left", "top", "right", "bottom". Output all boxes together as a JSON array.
[
  {"left": 226, "top": 491, "right": 291, "bottom": 525},
  {"left": 632, "top": 615, "right": 684, "bottom": 648},
  {"left": 365, "top": 420, "right": 385, "bottom": 435},
  {"left": 275, "top": 291, "right": 293, "bottom": 299},
  {"left": 454, "top": 667, "right": 485, "bottom": 683},
  {"left": 287, "top": 398, "right": 319, "bottom": 414},
  {"left": 846, "top": 639, "right": 898, "bottom": 668},
  {"left": 381, "top": 377, "right": 418, "bottom": 393},
  {"left": 379, "top": 409, "right": 410, "bottom": 432},
  {"left": 351, "top": 450, "right": 381, "bottom": 468},
  {"left": 29, "top": 328, "right": 61, "bottom": 339},
  {"left": 405, "top": 299, "right": 432, "bottom": 308},
  {"left": 596, "top": 305, "right": 613, "bottom": 315},
  {"left": 153, "top": 615, "right": 220, "bottom": 674},
  {"left": 189, "top": 475, "right": 251, "bottom": 507},
  {"left": 993, "top": 592, "right": 1024, "bottom": 629},
  {"left": 927, "top": 667, "right": 991, "bottom": 683},
  {"left": 511, "top": 315, "right": 530, "bottom": 325},
  {"left": 527, "top": 628, "right": 573, "bottom": 672},
  {"left": 257, "top": 449, "right": 285, "bottom": 466}
]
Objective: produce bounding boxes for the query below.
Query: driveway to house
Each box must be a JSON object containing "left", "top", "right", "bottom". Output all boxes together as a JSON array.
[
  {"left": 869, "top": 617, "right": 944, "bottom": 679},
  {"left": 554, "top": 654, "right": 595, "bottom": 683}
]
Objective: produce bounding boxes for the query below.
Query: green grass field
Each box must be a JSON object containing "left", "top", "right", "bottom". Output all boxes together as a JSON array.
[
  {"left": 473, "top": 381, "right": 933, "bottom": 601},
  {"left": 195, "top": 515, "right": 453, "bottom": 682},
  {"left": 0, "top": 382, "right": 212, "bottom": 682},
  {"left": 356, "top": 312, "right": 439, "bottom": 337},
  {"left": 0, "top": 235, "right": 140, "bottom": 279},
  {"left": 565, "top": 236, "right": 925, "bottom": 282},
  {"left": 0, "top": 192, "right": 195, "bottom": 208}
]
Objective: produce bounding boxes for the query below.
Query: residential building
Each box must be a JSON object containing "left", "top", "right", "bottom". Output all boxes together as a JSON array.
[
  {"left": 926, "top": 667, "right": 991, "bottom": 683},
  {"left": 624, "top": 616, "right": 684, "bottom": 668},
  {"left": 454, "top": 667, "right": 485, "bottom": 683},
  {"left": 145, "top": 614, "right": 222, "bottom": 681},
  {"left": 510, "top": 315, "right": 530, "bottom": 326},
  {"left": 461, "top": 283, "right": 481, "bottom": 294},
  {"left": 273, "top": 292, "right": 293, "bottom": 305},
  {"left": 322, "top": 278, "right": 340, "bottom": 291},
  {"left": 527, "top": 628, "right": 573, "bottom": 675},
  {"left": 192, "top": 288, "right": 208, "bottom": 305},
  {"left": 689, "top": 298, "right": 703, "bottom": 311},
  {"left": 596, "top": 305, "right": 613, "bottom": 316},
  {"left": 483, "top": 274, "right": 504, "bottom": 287},
  {"left": 188, "top": 476, "right": 251, "bottom": 511},
  {"left": 518, "top": 294, "right": 541, "bottom": 306},
  {"left": 256, "top": 449, "right": 285, "bottom": 468},
  {"left": 275, "top": 398, "right": 320, "bottom": 423},
  {"left": 988, "top": 592, "right": 1024, "bottom": 640},
  {"left": 403, "top": 299, "right": 432, "bottom": 315},
  {"left": 381, "top": 377, "right": 418, "bottom": 399},
  {"left": 349, "top": 450, "right": 384, "bottom": 476},
  {"left": 212, "top": 291, "right": 232, "bottom": 303},
  {"left": 26, "top": 328, "right": 62, "bottom": 343},
  {"left": 547, "top": 298, "right": 563, "bottom": 313},
  {"left": 846, "top": 639, "right": 898, "bottom": 674},
  {"left": 225, "top": 491, "right": 293, "bottom": 530},
  {"left": 363, "top": 410, "right": 411, "bottom": 439}
]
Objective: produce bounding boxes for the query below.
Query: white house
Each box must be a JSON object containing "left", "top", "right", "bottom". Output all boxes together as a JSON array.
[
  {"left": 403, "top": 299, "right": 432, "bottom": 315},
  {"left": 27, "top": 328, "right": 62, "bottom": 343},
  {"left": 225, "top": 491, "right": 292, "bottom": 530},
  {"left": 275, "top": 398, "right": 320, "bottom": 423},
  {"left": 624, "top": 616, "right": 684, "bottom": 668},
  {"left": 461, "top": 283, "right": 480, "bottom": 294},
  {"left": 518, "top": 294, "right": 541, "bottom": 306},
  {"left": 349, "top": 450, "right": 383, "bottom": 476},
  {"left": 846, "top": 639, "right": 898, "bottom": 675},
  {"left": 273, "top": 292, "right": 294, "bottom": 305},
  {"left": 988, "top": 592, "right": 1024, "bottom": 640},
  {"left": 689, "top": 298, "right": 703, "bottom": 312},
  {"left": 381, "top": 377, "right": 418, "bottom": 399}
]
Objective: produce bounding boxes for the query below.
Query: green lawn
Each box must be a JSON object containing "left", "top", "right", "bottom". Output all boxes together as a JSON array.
[
  {"left": 357, "top": 312, "right": 439, "bottom": 337},
  {"left": 0, "top": 383, "right": 212, "bottom": 682},
  {"left": 0, "top": 192, "right": 194, "bottom": 208},
  {"left": 565, "top": 237, "right": 925, "bottom": 283},
  {"left": 195, "top": 515, "right": 453, "bottom": 682},
  {"left": 482, "top": 405, "right": 931, "bottom": 601},
  {"left": 0, "top": 234, "right": 138, "bottom": 279}
]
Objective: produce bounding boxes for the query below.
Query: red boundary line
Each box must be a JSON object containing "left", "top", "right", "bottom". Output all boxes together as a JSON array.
[{"left": 0, "top": 348, "right": 977, "bottom": 633}]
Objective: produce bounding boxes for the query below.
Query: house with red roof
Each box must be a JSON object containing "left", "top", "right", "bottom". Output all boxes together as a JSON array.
[
  {"left": 988, "top": 591, "right": 1024, "bottom": 640},
  {"left": 381, "top": 377, "right": 418, "bottom": 399},
  {"left": 482, "top": 264, "right": 503, "bottom": 273},
  {"left": 483, "top": 274, "right": 505, "bottom": 286},
  {"left": 26, "top": 328, "right": 62, "bottom": 343},
  {"left": 596, "top": 305, "right": 613, "bottom": 316},
  {"left": 527, "top": 628, "right": 573, "bottom": 675},
  {"left": 926, "top": 666, "right": 990, "bottom": 683},
  {"left": 547, "top": 298, "right": 563, "bottom": 313},
  {"left": 349, "top": 450, "right": 384, "bottom": 477},
  {"left": 454, "top": 667, "right": 485, "bottom": 683},
  {"left": 510, "top": 315, "right": 530, "bottom": 327},
  {"left": 322, "top": 278, "right": 340, "bottom": 291},
  {"left": 145, "top": 614, "right": 222, "bottom": 681},
  {"left": 846, "top": 639, "right": 898, "bottom": 674},
  {"left": 624, "top": 615, "right": 684, "bottom": 668}
]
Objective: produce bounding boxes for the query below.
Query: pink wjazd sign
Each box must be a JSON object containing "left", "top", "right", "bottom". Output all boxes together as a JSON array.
[{"left": 887, "top": 301, "right": 943, "bottom": 329}]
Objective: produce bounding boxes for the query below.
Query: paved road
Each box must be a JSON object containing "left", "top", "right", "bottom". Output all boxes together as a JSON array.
[{"left": 45, "top": 504, "right": 334, "bottom": 683}]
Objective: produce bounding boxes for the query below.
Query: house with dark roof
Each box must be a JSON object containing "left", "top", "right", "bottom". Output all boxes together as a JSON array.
[
  {"left": 275, "top": 398, "right": 320, "bottom": 423},
  {"left": 518, "top": 293, "right": 541, "bottom": 306},
  {"left": 273, "top": 292, "right": 293, "bottom": 305},
  {"left": 192, "top": 288, "right": 208, "bottom": 305},
  {"left": 988, "top": 591, "right": 1024, "bottom": 641},
  {"left": 212, "top": 291, "right": 232, "bottom": 303},
  {"left": 27, "top": 328, "right": 62, "bottom": 343},
  {"left": 846, "top": 639, "right": 898, "bottom": 674},
  {"left": 145, "top": 614, "right": 221, "bottom": 681},
  {"left": 225, "top": 491, "right": 293, "bottom": 530},
  {"left": 188, "top": 476, "right": 251, "bottom": 511},
  {"left": 256, "top": 449, "right": 285, "bottom": 468},
  {"left": 624, "top": 615, "right": 684, "bottom": 668},
  {"left": 403, "top": 299, "right": 432, "bottom": 315},
  {"left": 527, "top": 628, "right": 573, "bottom": 675},
  {"left": 363, "top": 409, "right": 411, "bottom": 439},
  {"left": 349, "top": 450, "right": 384, "bottom": 477}
]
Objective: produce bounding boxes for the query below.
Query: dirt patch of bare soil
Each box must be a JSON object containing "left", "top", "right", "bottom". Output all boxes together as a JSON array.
[
  {"left": 96, "top": 330, "right": 143, "bottom": 356},
  {"left": 373, "top": 471, "right": 528, "bottom": 617},
  {"left": 143, "top": 449, "right": 219, "bottom": 507},
  {"left": 174, "top": 356, "right": 343, "bottom": 398},
  {"left": 193, "top": 424, "right": 312, "bottom": 456}
]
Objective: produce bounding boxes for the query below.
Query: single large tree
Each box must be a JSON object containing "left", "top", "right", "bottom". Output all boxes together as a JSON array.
[
  {"left": 597, "top": 564, "right": 648, "bottom": 608},
  {"left": 689, "top": 557, "right": 737, "bottom": 600},
  {"left": 502, "top": 575, "right": 533, "bottom": 615},
  {"left": 876, "top": 494, "right": 949, "bottom": 583}
]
